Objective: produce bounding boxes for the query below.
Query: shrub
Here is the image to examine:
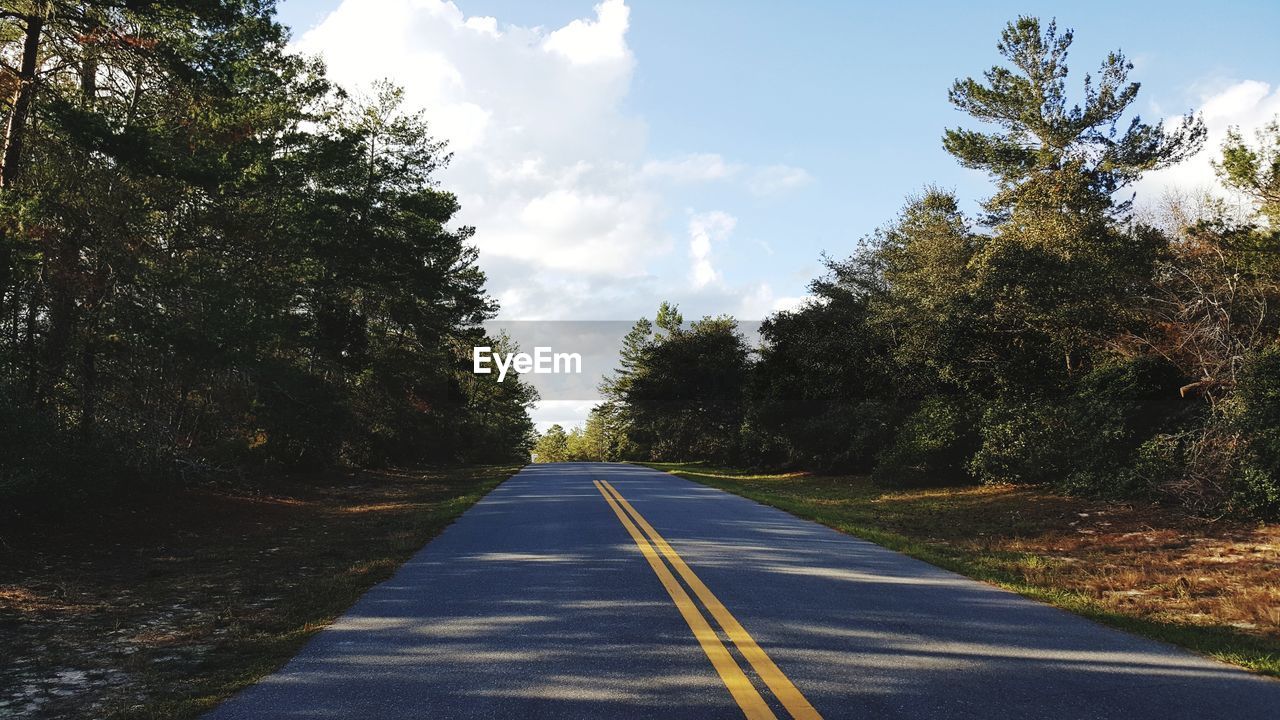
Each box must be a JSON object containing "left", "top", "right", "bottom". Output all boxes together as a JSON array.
[
  {"left": 967, "top": 357, "right": 1191, "bottom": 493},
  {"left": 0, "top": 401, "right": 139, "bottom": 514},
  {"left": 1233, "top": 347, "right": 1280, "bottom": 517},
  {"left": 249, "top": 362, "right": 350, "bottom": 469},
  {"left": 874, "top": 396, "right": 976, "bottom": 485},
  {"left": 967, "top": 396, "right": 1064, "bottom": 485},
  {"left": 1060, "top": 356, "right": 1190, "bottom": 496}
]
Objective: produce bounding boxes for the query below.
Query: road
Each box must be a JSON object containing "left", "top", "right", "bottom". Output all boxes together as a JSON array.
[{"left": 206, "top": 462, "right": 1280, "bottom": 719}]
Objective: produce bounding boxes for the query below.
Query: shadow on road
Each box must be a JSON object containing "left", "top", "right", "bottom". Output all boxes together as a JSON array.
[{"left": 206, "top": 463, "right": 1280, "bottom": 720}]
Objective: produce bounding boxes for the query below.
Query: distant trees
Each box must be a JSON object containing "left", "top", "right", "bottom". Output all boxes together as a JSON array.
[
  {"left": 1, "top": 1, "right": 534, "bottom": 506},
  {"left": 530, "top": 405, "right": 632, "bottom": 463},
  {"left": 534, "top": 307, "right": 749, "bottom": 465},
  {"left": 557, "top": 17, "right": 1279, "bottom": 518},
  {"left": 532, "top": 424, "right": 570, "bottom": 463},
  {"left": 624, "top": 312, "right": 750, "bottom": 463}
]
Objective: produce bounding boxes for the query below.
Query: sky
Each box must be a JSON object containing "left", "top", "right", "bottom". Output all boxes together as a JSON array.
[{"left": 272, "top": 0, "right": 1280, "bottom": 428}]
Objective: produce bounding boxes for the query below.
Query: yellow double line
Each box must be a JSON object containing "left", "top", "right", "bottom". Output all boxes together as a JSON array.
[{"left": 593, "top": 479, "right": 821, "bottom": 720}]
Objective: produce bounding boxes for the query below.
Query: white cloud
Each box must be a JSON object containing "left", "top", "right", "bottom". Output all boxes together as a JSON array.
[
  {"left": 642, "top": 153, "right": 739, "bottom": 182},
  {"left": 295, "top": 0, "right": 651, "bottom": 283},
  {"left": 688, "top": 211, "right": 736, "bottom": 289},
  {"left": 747, "top": 164, "right": 814, "bottom": 196},
  {"left": 736, "top": 283, "right": 808, "bottom": 319},
  {"left": 542, "top": 0, "right": 631, "bottom": 65},
  {"left": 462, "top": 15, "right": 499, "bottom": 36},
  {"left": 531, "top": 400, "right": 598, "bottom": 433},
  {"left": 1136, "top": 80, "right": 1280, "bottom": 207},
  {"left": 293, "top": 0, "right": 811, "bottom": 326},
  {"left": 771, "top": 295, "right": 808, "bottom": 313}
]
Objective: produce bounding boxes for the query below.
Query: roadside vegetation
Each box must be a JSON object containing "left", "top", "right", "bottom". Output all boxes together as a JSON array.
[
  {"left": 641, "top": 462, "right": 1280, "bottom": 676},
  {"left": 0, "top": 1, "right": 537, "bottom": 517},
  {"left": 0, "top": 464, "right": 519, "bottom": 719},
  {"left": 537, "top": 17, "right": 1280, "bottom": 523},
  {"left": 1, "top": 5, "right": 534, "bottom": 718}
]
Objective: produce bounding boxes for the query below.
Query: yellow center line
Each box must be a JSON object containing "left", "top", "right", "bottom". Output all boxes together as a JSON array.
[
  {"left": 592, "top": 480, "right": 777, "bottom": 720},
  {"left": 599, "top": 479, "right": 823, "bottom": 720}
]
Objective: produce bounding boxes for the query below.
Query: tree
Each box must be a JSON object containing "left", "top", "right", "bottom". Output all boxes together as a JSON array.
[
  {"left": 863, "top": 189, "right": 981, "bottom": 392},
  {"left": 533, "top": 425, "right": 570, "bottom": 463},
  {"left": 598, "top": 317, "right": 653, "bottom": 457},
  {"left": 600, "top": 316, "right": 653, "bottom": 402},
  {"left": 625, "top": 310, "right": 750, "bottom": 463},
  {"left": 752, "top": 249, "right": 892, "bottom": 471},
  {"left": 945, "top": 16, "right": 1204, "bottom": 376},
  {"left": 1218, "top": 117, "right": 1280, "bottom": 225},
  {"left": 0, "top": 2, "right": 536, "bottom": 506},
  {"left": 1109, "top": 126, "right": 1280, "bottom": 513},
  {"left": 655, "top": 301, "right": 683, "bottom": 335}
]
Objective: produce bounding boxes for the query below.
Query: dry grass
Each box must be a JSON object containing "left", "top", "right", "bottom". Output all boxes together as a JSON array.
[
  {"left": 642, "top": 462, "right": 1280, "bottom": 675},
  {"left": 0, "top": 465, "right": 518, "bottom": 719}
]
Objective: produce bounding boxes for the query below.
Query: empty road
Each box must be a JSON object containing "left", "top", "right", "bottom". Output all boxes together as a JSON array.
[{"left": 206, "top": 462, "right": 1280, "bottom": 719}]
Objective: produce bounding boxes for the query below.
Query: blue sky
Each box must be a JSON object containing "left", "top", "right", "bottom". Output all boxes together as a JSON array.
[{"left": 274, "top": 0, "right": 1279, "bottom": 427}]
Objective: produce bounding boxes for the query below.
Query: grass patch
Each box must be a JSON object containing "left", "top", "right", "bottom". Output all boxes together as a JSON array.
[
  {"left": 638, "top": 461, "right": 1280, "bottom": 677},
  {"left": 0, "top": 464, "right": 520, "bottom": 719}
]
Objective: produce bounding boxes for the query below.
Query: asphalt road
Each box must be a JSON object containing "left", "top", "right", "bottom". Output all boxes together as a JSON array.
[{"left": 206, "top": 462, "right": 1280, "bottom": 719}]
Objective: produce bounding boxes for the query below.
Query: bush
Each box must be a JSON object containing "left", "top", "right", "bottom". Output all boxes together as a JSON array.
[
  {"left": 249, "top": 362, "right": 351, "bottom": 469},
  {"left": 1234, "top": 347, "right": 1280, "bottom": 517},
  {"left": 874, "top": 396, "right": 976, "bottom": 485},
  {"left": 1059, "top": 356, "right": 1190, "bottom": 496},
  {"left": 967, "top": 396, "right": 1064, "bottom": 485},
  {"left": 0, "top": 401, "right": 140, "bottom": 514},
  {"left": 967, "top": 357, "right": 1190, "bottom": 493}
]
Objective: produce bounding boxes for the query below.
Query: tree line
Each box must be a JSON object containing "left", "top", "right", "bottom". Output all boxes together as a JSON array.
[
  {"left": 0, "top": 1, "right": 536, "bottom": 509},
  {"left": 536, "top": 17, "right": 1280, "bottom": 518}
]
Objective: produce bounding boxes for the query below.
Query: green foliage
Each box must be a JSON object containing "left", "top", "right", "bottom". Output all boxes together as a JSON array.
[
  {"left": 946, "top": 16, "right": 1202, "bottom": 376},
  {"left": 1218, "top": 119, "right": 1280, "bottom": 224},
  {"left": 532, "top": 425, "right": 571, "bottom": 463},
  {"left": 630, "top": 314, "right": 750, "bottom": 463},
  {"left": 966, "top": 397, "right": 1065, "bottom": 486},
  {"left": 944, "top": 17, "right": 1204, "bottom": 221},
  {"left": 590, "top": 18, "right": 1274, "bottom": 520},
  {"left": 598, "top": 306, "right": 750, "bottom": 465},
  {"left": 863, "top": 189, "right": 984, "bottom": 392},
  {"left": 1234, "top": 348, "right": 1280, "bottom": 516},
  {"left": 572, "top": 401, "right": 635, "bottom": 461},
  {"left": 1058, "top": 357, "right": 1191, "bottom": 495},
  {"left": 873, "top": 396, "right": 976, "bottom": 485},
  {"left": 0, "top": 400, "right": 133, "bottom": 508},
  {"left": 655, "top": 301, "right": 684, "bottom": 334},
  {"left": 967, "top": 358, "right": 1189, "bottom": 491},
  {"left": 0, "top": 1, "right": 534, "bottom": 506},
  {"left": 250, "top": 361, "right": 351, "bottom": 469},
  {"left": 751, "top": 286, "right": 893, "bottom": 471}
]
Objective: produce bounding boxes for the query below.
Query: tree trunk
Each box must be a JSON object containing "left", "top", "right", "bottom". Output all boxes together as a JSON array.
[
  {"left": 0, "top": 5, "right": 48, "bottom": 321},
  {"left": 77, "top": 11, "right": 100, "bottom": 439},
  {"left": 81, "top": 340, "right": 97, "bottom": 440},
  {"left": 23, "top": 276, "right": 39, "bottom": 399},
  {"left": 1, "top": 7, "right": 45, "bottom": 189},
  {"left": 38, "top": 241, "right": 79, "bottom": 402}
]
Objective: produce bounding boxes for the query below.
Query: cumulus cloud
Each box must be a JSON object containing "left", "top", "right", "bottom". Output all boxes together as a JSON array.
[
  {"left": 542, "top": 0, "right": 631, "bottom": 65},
  {"left": 295, "top": 0, "right": 651, "bottom": 279},
  {"left": 736, "top": 283, "right": 808, "bottom": 319},
  {"left": 641, "top": 153, "right": 739, "bottom": 182},
  {"left": 747, "top": 164, "right": 814, "bottom": 196},
  {"left": 293, "top": 0, "right": 812, "bottom": 324},
  {"left": 688, "top": 211, "right": 736, "bottom": 289},
  {"left": 1136, "top": 80, "right": 1280, "bottom": 207},
  {"left": 531, "top": 400, "right": 598, "bottom": 433}
]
